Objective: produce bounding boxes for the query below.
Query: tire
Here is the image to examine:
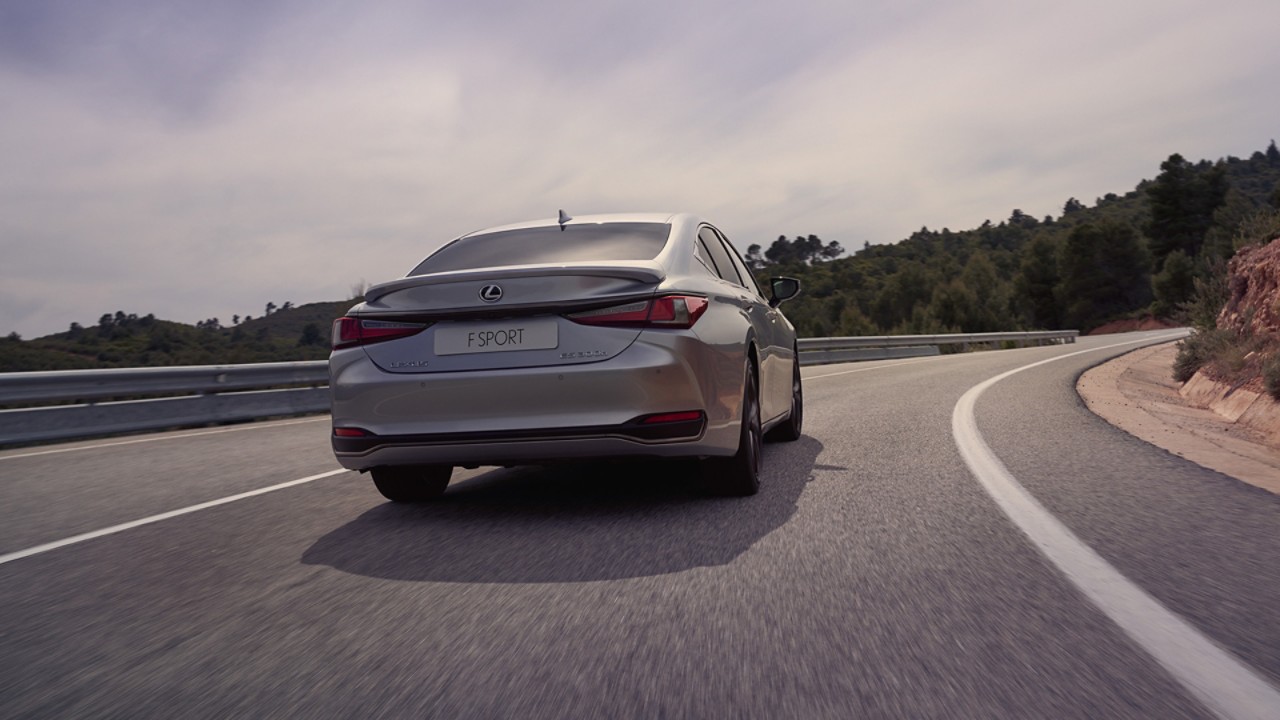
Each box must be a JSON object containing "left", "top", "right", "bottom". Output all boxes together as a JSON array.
[
  {"left": 702, "top": 364, "right": 762, "bottom": 497},
  {"left": 371, "top": 465, "right": 452, "bottom": 503},
  {"left": 766, "top": 353, "right": 803, "bottom": 442}
]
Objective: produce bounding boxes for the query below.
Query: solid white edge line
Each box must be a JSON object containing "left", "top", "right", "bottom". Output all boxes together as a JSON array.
[
  {"left": 0, "top": 416, "right": 330, "bottom": 461},
  {"left": 0, "top": 468, "right": 349, "bottom": 566},
  {"left": 951, "top": 332, "right": 1280, "bottom": 720}
]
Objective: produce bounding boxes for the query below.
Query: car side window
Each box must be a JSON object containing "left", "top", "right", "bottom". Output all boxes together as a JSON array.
[
  {"left": 715, "top": 231, "right": 766, "bottom": 300},
  {"left": 698, "top": 227, "right": 743, "bottom": 286},
  {"left": 692, "top": 236, "right": 718, "bottom": 277}
]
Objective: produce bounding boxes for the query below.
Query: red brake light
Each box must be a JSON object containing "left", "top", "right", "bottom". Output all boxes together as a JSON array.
[
  {"left": 567, "top": 300, "right": 651, "bottom": 327},
  {"left": 331, "top": 317, "right": 427, "bottom": 349},
  {"left": 567, "top": 295, "right": 708, "bottom": 329}
]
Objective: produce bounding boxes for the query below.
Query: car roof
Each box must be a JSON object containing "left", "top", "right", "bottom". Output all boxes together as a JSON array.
[{"left": 458, "top": 212, "right": 703, "bottom": 238}]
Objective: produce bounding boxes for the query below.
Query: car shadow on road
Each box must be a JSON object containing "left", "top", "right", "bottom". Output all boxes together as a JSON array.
[{"left": 301, "top": 436, "right": 826, "bottom": 583}]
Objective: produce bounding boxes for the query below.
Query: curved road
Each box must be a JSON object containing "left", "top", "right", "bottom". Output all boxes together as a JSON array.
[{"left": 2, "top": 330, "right": 1277, "bottom": 719}]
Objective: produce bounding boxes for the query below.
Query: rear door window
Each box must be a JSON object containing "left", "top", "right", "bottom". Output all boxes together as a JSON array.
[
  {"left": 697, "top": 227, "right": 743, "bottom": 286},
  {"left": 716, "top": 232, "right": 765, "bottom": 299}
]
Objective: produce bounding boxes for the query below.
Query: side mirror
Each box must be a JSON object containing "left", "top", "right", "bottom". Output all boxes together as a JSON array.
[{"left": 769, "top": 276, "right": 801, "bottom": 308}]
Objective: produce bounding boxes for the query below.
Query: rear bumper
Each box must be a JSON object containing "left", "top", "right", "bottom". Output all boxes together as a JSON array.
[
  {"left": 333, "top": 414, "right": 706, "bottom": 469},
  {"left": 329, "top": 333, "right": 745, "bottom": 470}
]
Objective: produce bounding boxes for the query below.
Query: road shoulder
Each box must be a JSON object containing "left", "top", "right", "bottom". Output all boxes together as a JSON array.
[{"left": 1077, "top": 340, "right": 1280, "bottom": 495}]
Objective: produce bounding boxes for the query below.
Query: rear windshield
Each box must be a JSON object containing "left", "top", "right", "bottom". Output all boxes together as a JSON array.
[{"left": 409, "top": 223, "right": 672, "bottom": 275}]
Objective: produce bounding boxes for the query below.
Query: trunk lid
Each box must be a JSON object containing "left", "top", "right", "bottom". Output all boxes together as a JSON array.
[{"left": 355, "top": 262, "right": 664, "bottom": 374}]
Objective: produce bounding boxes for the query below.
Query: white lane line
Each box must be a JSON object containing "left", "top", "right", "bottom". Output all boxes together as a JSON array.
[
  {"left": 0, "top": 468, "right": 349, "bottom": 566},
  {"left": 952, "top": 332, "right": 1280, "bottom": 720},
  {"left": 0, "top": 416, "right": 329, "bottom": 461}
]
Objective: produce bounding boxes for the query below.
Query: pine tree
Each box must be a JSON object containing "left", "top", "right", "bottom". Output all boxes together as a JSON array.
[
  {"left": 1058, "top": 222, "right": 1151, "bottom": 331},
  {"left": 1146, "top": 154, "right": 1228, "bottom": 267},
  {"left": 1014, "top": 237, "right": 1061, "bottom": 329},
  {"left": 1151, "top": 250, "right": 1196, "bottom": 318}
]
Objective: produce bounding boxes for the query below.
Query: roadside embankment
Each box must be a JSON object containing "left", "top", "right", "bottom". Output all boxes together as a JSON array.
[{"left": 1078, "top": 341, "right": 1280, "bottom": 495}]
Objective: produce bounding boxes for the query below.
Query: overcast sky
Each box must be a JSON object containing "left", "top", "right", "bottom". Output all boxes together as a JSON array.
[{"left": 2, "top": 0, "right": 1278, "bottom": 338}]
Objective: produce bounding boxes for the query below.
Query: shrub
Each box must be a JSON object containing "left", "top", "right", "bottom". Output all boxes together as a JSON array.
[
  {"left": 1181, "top": 257, "right": 1229, "bottom": 331},
  {"left": 1173, "top": 329, "right": 1234, "bottom": 382},
  {"left": 1264, "top": 353, "right": 1280, "bottom": 401}
]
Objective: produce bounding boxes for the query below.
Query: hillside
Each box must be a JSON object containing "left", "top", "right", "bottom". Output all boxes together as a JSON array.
[
  {"left": 1175, "top": 234, "right": 1280, "bottom": 401},
  {"left": 755, "top": 141, "right": 1280, "bottom": 337},
  {"left": 0, "top": 300, "right": 355, "bottom": 372}
]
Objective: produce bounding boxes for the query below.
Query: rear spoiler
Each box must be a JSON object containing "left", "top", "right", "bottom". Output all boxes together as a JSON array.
[{"left": 364, "top": 262, "right": 666, "bottom": 303}]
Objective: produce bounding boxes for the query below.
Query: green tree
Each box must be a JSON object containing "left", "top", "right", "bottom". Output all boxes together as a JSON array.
[
  {"left": 763, "top": 235, "right": 844, "bottom": 266},
  {"left": 928, "top": 280, "right": 977, "bottom": 332},
  {"left": 299, "top": 323, "right": 324, "bottom": 346},
  {"left": 1014, "top": 237, "right": 1061, "bottom": 328},
  {"left": 1151, "top": 249, "right": 1195, "bottom": 318},
  {"left": 1146, "top": 153, "right": 1228, "bottom": 267},
  {"left": 959, "top": 253, "right": 1010, "bottom": 332},
  {"left": 872, "top": 264, "right": 933, "bottom": 330},
  {"left": 836, "top": 301, "right": 876, "bottom": 335},
  {"left": 1058, "top": 222, "right": 1152, "bottom": 331},
  {"left": 1201, "top": 188, "right": 1256, "bottom": 261}
]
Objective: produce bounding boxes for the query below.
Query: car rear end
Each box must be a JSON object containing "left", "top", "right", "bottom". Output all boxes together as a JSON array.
[{"left": 329, "top": 216, "right": 742, "bottom": 470}]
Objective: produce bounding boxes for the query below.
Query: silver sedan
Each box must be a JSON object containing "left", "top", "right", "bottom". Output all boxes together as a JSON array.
[{"left": 329, "top": 212, "right": 802, "bottom": 501}]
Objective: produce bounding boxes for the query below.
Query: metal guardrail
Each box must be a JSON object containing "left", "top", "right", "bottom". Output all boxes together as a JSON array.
[
  {"left": 0, "top": 362, "right": 329, "bottom": 446},
  {"left": 797, "top": 330, "right": 1077, "bottom": 366},
  {"left": 0, "top": 331, "right": 1077, "bottom": 445},
  {"left": 0, "top": 362, "right": 328, "bottom": 404}
]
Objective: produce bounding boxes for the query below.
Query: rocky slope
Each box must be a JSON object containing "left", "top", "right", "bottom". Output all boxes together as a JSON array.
[
  {"left": 1218, "top": 237, "right": 1280, "bottom": 339},
  {"left": 1178, "top": 236, "right": 1280, "bottom": 443}
]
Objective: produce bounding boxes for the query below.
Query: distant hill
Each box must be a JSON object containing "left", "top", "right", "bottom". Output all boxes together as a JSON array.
[{"left": 0, "top": 300, "right": 356, "bottom": 372}]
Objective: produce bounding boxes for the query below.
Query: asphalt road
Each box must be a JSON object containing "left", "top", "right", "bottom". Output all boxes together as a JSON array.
[{"left": 2, "top": 330, "right": 1278, "bottom": 719}]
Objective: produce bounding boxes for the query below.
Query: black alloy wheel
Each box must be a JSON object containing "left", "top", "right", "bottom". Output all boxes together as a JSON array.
[
  {"left": 767, "top": 352, "right": 803, "bottom": 442},
  {"left": 703, "top": 363, "right": 762, "bottom": 496}
]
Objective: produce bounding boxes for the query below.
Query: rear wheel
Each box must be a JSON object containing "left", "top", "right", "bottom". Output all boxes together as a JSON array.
[
  {"left": 371, "top": 465, "right": 452, "bottom": 502},
  {"left": 703, "top": 364, "right": 761, "bottom": 496},
  {"left": 766, "top": 353, "right": 803, "bottom": 442}
]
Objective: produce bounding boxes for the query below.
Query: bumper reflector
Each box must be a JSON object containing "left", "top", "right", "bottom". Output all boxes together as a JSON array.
[{"left": 334, "top": 427, "right": 372, "bottom": 438}]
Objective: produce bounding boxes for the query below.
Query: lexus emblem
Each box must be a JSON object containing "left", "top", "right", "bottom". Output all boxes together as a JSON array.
[{"left": 479, "top": 284, "right": 503, "bottom": 303}]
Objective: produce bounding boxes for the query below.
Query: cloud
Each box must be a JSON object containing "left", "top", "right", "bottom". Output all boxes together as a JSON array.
[{"left": 1, "top": 0, "right": 1278, "bottom": 337}]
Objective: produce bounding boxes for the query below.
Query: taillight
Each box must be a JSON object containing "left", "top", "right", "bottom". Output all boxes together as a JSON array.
[
  {"left": 331, "top": 317, "right": 428, "bottom": 349},
  {"left": 568, "top": 295, "right": 708, "bottom": 329}
]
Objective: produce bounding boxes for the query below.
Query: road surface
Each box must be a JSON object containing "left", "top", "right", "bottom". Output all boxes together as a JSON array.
[{"left": 2, "top": 330, "right": 1277, "bottom": 719}]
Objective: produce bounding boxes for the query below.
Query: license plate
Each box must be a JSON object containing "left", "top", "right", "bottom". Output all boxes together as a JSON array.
[{"left": 433, "top": 318, "right": 559, "bottom": 356}]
